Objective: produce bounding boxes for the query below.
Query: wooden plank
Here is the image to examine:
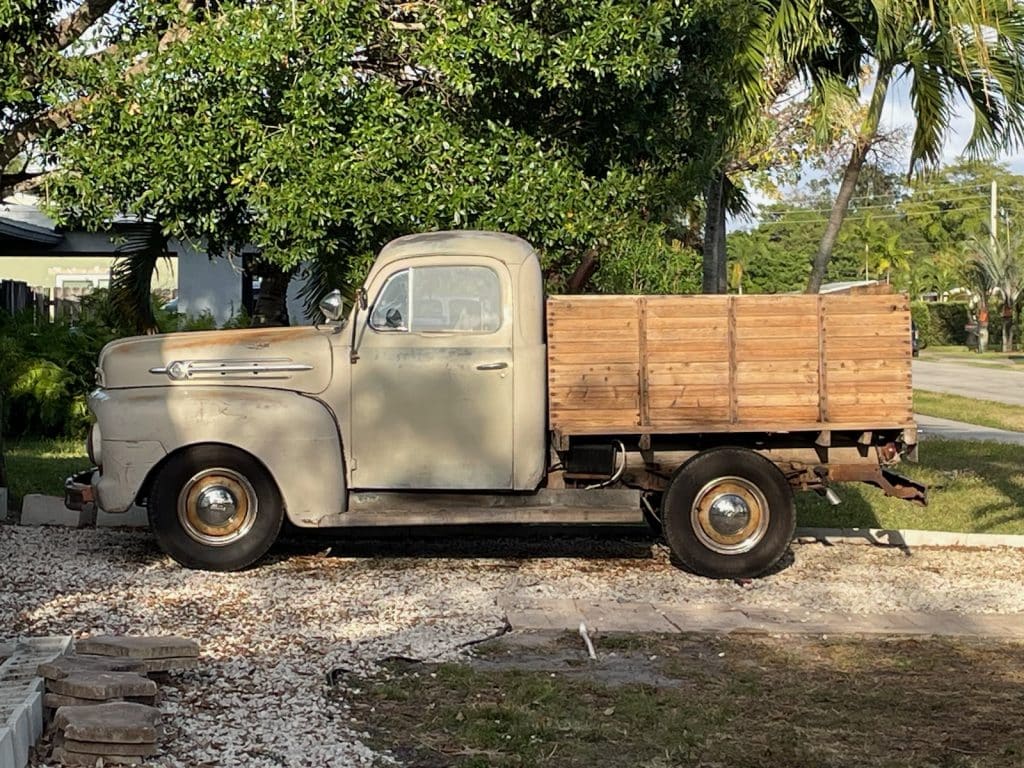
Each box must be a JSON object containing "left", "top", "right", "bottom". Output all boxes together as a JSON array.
[
  {"left": 549, "top": 372, "right": 641, "bottom": 387},
  {"left": 826, "top": 368, "right": 911, "bottom": 384},
  {"left": 818, "top": 294, "right": 828, "bottom": 422},
  {"left": 728, "top": 296, "right": 738, "bottom": 423},
  {"left": 548, "top": 350, "right": 641, "bottom": 364},
  {"left": 646, "top": 316, "right": 728, "bottom": 330},
  {"left": 638, "top": 297, "right": 650, "bottom": 427},
  {"left": 548, "top": 317, "right": 639, "bottom": 330},
  {"left": 823, "top": 300, "right": 909, "bottom": 315},
  {"left": 823, "top": 313, "right": 910, "bottom": 329},
  {"left": 736, "top": 359, "right": 818, "bottom": 374},
  {"left": 733, "top": 326, "right": 823, "bottom": 340},
  {"left": 735, "top": 405, "right": 822, "bottom": 422},
  {"left": 648, "top": 407, "right": 732, "bottom": 423},
  {"left": 648, "top": 371, "right": 731, "bottom": 386},
  {"left": 736, "top": 393, "right": 820, "bottom": 407},
  {"left": 550, "top": 409, "right": 640, "bottom": 427},
  {"left": 735, "top": 381, "right": 820, "bottom": 394},
  {"left": 735, "top": 315, "right": 820, "bottom": 329},
  {"left": 649, "top": 361, "right": 730, "bottom": 374},
  {"left": 645, "top": 325, "right": 730, "bottom": 341}
]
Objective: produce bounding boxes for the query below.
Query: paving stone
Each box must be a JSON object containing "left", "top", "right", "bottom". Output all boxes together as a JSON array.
[
  {"left": 53, "top": 746, "right": 145, "bottom": 766},
  {"left": 48, "top": 671, "right": 156, "bottom": 701},
  {"left": 61, "top": 737, "right": 157, "bottom": 757},
  {"left": 44, "top": 693, "right": 156, "bottom": 708},
  {"left": 576, "top": 600, "right": 678, "bottom": 633},
  {"left": 20, "top": 495, "right": 88, "bottom": 528},
  {"left": 39, "top": 655, "right": 146, "bottom": 681},
  {"left": 75, "top": 636, "right": 199, "bottom": 661},
  {"left": 137, "top": 656, "right": 199, "bottom": 674},
  {"left": 54, "top": 703, "right": 160, "bottom": 744}
]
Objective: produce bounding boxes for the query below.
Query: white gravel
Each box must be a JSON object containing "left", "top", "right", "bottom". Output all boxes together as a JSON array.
[{"left": 2, "top": 524, "right": 1024, "bottom": 767}]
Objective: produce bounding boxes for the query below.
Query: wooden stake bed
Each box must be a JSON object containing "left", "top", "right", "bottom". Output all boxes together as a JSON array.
[{"left": 546, "top": 293, "right": 913, "bottom": 438}]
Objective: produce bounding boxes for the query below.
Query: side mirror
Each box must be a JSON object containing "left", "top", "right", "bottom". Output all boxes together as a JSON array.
[{"left": 319, "top": 289, "right": 345, "bottom": 322}]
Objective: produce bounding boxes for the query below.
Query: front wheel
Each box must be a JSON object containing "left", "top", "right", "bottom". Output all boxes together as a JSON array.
[
  {"left": 662, "top": 447, "right": 794, "bottom": 579},
  {"left": 148, "top": 445, "right": 284, "bottom": 571}
]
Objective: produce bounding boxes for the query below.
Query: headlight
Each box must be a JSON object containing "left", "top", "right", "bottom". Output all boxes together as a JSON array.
[{"left": 87, "top": 423, "right": 102, "bottom": 467}]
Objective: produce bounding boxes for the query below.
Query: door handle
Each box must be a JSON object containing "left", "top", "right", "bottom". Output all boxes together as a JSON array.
[{"left": 476, "top": 361, "right": 509, "bottom": 371}]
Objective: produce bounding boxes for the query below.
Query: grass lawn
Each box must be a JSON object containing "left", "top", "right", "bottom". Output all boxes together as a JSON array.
[
  {"left": 914, "top": 389, "right": 1024, "bottom": 433},
  {"left": 4, "top": 437, "right": 87, "bottom": 511},
  {"left": 349, "top": 632, "right": 1024, "bottom": 768},
  {"left": 796, "top": 438, "right": 1024, "bottom": 535},
  {"left": 920, "top": 345, "right": 1024, "bottom": 370}
]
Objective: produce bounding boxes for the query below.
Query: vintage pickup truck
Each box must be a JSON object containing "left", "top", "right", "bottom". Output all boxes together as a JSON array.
[{"left": 66, "top": 230, "right": 925, "bottom": 578}]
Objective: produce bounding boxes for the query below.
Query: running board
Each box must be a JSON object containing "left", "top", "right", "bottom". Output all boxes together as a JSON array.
[{"left": 316, "top": 488, "right": 643, "bottom": 528}]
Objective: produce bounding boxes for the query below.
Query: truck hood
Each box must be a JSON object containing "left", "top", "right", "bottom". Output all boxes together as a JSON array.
[{"left": 98, "top": 326, "right": 333, "bottom": 393}]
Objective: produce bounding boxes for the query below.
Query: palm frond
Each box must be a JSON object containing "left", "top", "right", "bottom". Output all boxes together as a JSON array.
[{"left": 111, "top": 224, "right": 168, "bottom": 335}]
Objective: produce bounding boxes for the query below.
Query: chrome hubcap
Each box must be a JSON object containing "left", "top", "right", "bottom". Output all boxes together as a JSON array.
[
  {"left": 178, "top": 468, "right": 257, "bottom": 547},
  {"left": 707, "top": 493, "right": 751, "bottom": 536},
  {"left": 196, "top": 486, "right": 238, "bottom": 527},
  {"left": 691, "top": 476, "right": 769, "bottom": 555}
]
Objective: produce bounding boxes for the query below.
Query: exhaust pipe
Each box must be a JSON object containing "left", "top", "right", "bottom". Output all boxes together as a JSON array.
[{"left": 815, "top": 489, "right": 839, "bottom": 507}]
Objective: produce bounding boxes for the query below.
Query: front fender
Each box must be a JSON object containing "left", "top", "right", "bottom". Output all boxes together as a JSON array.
[{"left": 90, "top": 386, "right": 346, "bottom": 525}]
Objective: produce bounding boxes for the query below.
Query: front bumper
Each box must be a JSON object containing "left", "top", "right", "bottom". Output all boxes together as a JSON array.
[{"left": 65, "top": 468, "right": 97, "bottom": 512}]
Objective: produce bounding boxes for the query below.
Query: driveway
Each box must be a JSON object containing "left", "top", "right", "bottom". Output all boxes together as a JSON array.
[
  {"left": 4, "top": 526, "right": 1024, "bottom": 767},
  {"left": 913, "top": 359, "right": 1024, "bottom": 405}
]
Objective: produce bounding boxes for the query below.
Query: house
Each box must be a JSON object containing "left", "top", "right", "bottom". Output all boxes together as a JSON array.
[{"left": 0, "top": 195, "right": 315, "bottom": 325}]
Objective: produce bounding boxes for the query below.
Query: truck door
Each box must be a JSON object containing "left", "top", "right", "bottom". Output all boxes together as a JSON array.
[{"left": 349, "top": 258, "right": 515, "bottom": 489}]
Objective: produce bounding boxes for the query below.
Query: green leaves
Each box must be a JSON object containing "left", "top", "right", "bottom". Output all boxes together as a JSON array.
[{"left": 44, "top": 0, "right": 764, "bottom": 297}]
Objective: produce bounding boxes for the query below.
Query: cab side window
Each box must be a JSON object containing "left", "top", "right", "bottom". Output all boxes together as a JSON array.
[{"left": 370, "top": 266, "right": 501, "bottom": 333}]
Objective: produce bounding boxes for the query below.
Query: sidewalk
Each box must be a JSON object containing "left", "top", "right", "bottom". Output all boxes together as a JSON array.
[
  {"left": 501, "top": 597, "right": 1024, "bottom": 639},
  {"left": 915, "top": 413, "right": 1024, "bottom": 444}
]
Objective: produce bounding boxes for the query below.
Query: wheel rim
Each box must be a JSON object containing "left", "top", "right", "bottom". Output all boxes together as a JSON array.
[
  {"left": 177, "top": 468, "right": 258, "bottom": 547},
  {"left": 690, "top": 476, "right": 770, "bottom": 555}
]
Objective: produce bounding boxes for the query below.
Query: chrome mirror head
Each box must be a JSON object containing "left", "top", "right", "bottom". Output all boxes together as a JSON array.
[{"left": 319, "top": 289, "right": 345, "bottom": 322}]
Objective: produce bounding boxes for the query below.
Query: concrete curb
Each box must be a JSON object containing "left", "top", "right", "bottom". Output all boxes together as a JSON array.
[
  {"left": 794, "top": 527, "right": 1024, "bottom": 549},
  {"left": 19, "top": 496, "right": 146, "bottom": 530}
]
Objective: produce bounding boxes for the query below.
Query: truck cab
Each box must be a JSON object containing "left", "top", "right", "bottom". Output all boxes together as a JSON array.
[{"left": 67, "top": 230, "right": 924, "bottom": 579}]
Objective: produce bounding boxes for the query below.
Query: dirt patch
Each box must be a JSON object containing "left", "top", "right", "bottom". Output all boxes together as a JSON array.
[{"left": 349, "top": 631, "right": 1024, "bottom": 768}]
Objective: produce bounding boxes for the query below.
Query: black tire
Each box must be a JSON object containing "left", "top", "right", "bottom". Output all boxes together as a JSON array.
[
  {"left": 662, "top": 447, "right": 794, "bottom": 579},
  {"left": 148, "top": 445, "right": 284, "bottom": 571}
]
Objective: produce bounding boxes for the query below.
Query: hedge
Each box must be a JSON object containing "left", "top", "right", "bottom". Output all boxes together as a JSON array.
[{"left": 911, "top": 301, "right": 970, "bottom": 347}]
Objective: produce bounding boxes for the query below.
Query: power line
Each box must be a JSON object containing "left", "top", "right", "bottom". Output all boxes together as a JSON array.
[
  {"left": 749, "top": 205, "right": 990, "bottom": 226},
  {"left": 754, "top": 193, "right": 991, "bottom": 215}
]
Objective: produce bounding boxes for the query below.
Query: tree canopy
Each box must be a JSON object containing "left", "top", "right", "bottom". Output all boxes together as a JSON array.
[{"left": 44, "top": 0, "right": 769, "bottom": 295}]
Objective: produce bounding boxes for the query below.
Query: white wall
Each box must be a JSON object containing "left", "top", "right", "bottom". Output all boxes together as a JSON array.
[{"left": 172, "top": 239, "right": 242, "bottom": 326}]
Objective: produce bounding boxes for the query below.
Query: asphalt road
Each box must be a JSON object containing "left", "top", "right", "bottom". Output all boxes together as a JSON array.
[{"left": 913, "top": 359, "right": 1024, "bottom": 405}]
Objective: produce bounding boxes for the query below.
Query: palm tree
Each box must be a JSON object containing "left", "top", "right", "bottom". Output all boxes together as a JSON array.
[
  {"left": 802, "top": 0, "right": 1024, "bottom": 293},
  {"left": 970, "top": 227, "right": 1024, "bottom": 352}
]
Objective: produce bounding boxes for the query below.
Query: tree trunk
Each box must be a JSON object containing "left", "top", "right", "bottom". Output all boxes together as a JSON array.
[
  {"left": 1003, "top": 316, "right": 1013, "bottom": 353},
  {"left": 702, "top": 169, "right": 728, "bottom": 294},
  {"left": 806, "top": 69, "right": 891, "bottom": 294},
  {"left": 252, "top": 262, "right": 293, "bottom": 327}
]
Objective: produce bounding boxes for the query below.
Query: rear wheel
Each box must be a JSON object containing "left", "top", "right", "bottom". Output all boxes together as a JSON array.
[
  {"left": 148, "top": 445, "right": 283, "bottom": 571},
  {"left": 662, "top": 447, "right": 794, "bottom": 579}
]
